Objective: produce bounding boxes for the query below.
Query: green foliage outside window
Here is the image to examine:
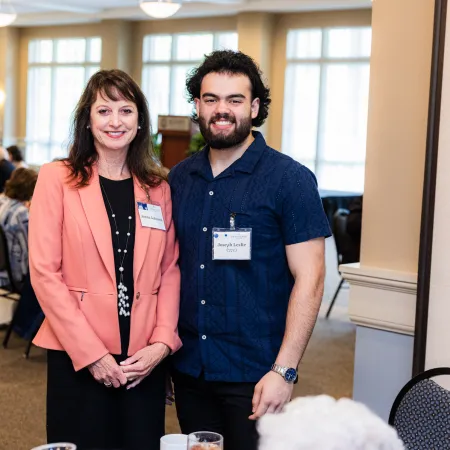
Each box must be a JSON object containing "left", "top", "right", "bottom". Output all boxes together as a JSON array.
[{"left": 187, "top": 132, "right": 206, "bottom": 156}]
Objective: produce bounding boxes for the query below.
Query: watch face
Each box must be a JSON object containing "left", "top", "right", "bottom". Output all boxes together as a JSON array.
[{"left": 285, "top": 368, "right": 297, "bottom": 382}]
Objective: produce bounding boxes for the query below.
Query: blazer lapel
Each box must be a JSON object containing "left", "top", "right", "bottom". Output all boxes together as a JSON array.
[
  {"left": 79, "top": 166, "right": 116, "bottom": 285},
  {"left": 133, "top": 179, "right": 152, "bottom": 283}
]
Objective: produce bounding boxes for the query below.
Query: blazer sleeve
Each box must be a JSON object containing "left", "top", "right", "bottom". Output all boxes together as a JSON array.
[
  {"left": 149, "top": 181, "right": 182, "bottom": 353},
  {"left": 29, "top": 163, "right": 109, "bottom": 371}
]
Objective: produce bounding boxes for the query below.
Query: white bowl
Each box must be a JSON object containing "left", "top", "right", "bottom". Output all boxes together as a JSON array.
[{"left": 31, "top": 444, "right": 76, "bottom": 450}]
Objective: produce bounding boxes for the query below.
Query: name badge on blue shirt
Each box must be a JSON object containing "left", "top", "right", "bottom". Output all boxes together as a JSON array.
[
  {"left": 137, "top": 202, "right": 166, "bottom": 231},
  {"left": 212, "top": 213, "right": 252, "bottom": 260},
  {"left": 212, "top": 228, "right": 252, "bottom": 260}
]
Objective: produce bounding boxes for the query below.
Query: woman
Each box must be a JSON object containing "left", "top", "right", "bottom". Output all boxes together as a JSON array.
[
  {"left": 0, "top": 168, "right": 37, "bottom": 288},
  {"left": 7, "top": 145, "right": 28, "bottom": 168},
  {"left": 29, "top": 69, "right": 181, "bottom": 449}
]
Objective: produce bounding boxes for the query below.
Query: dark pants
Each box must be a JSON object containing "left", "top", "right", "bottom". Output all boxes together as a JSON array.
[
  {"left": 47, "top": 350, "right": 166, "bottom": 450},
  {"left": 172, "top": 370, "right": 258, "bottom": 450}
]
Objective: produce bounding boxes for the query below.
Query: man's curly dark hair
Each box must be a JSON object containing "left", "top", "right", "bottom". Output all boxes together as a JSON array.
[{"left": 186, "top": 50, "right": 271, "bottom": 128}]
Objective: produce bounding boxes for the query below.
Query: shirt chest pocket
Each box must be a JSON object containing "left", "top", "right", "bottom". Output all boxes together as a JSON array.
[
  {"left": 231, "top": 212, "right": 253, "bottom": 229},
  {"left": 227, "top": 209, "right": 276, "bottom": 234},
  {"left": 213, "top": 197, "right": 278, "bottom": 241},
  {"left": 232, "top": 209, "right": 285, "bottom": 253}
]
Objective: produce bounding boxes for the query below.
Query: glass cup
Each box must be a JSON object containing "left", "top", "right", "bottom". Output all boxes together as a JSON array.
[
  {"left": 31, "top": 444, "right": 76, "bottom": 450},
  {"left": 187, "top": 431, "right": 223, "bottom": 450},
  {"left": 160, "top": 434, "right": 188, "bottom": 450}
]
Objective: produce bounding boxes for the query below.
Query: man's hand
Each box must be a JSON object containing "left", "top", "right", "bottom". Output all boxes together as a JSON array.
[
  {"left": 88, "top": 354, "right": 128, "bottom": 388},
  {"left": 249, "top": 371, "right": 293, "bottom": 420},
  {"left": 120, "top": 343, "right": 170, "bottom": 390}
]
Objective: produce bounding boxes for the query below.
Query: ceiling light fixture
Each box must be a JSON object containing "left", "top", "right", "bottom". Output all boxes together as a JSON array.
[
  {"left": 140, "top": 0, "right": 182, "bottom": 19},
  {"left": 0, "top": 0, "right": 16, "bottom": 27}
]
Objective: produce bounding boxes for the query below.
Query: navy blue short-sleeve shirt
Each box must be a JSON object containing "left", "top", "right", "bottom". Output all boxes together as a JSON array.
[{"left": 169, "top": 132, "right": 331, "bottom": 382}]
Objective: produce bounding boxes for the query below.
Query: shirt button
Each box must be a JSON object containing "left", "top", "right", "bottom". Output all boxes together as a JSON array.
[
  {"left": 202, "top": 335, "right": 207, "bottom": 340},
  {"left": 201, "top": 300, "right": 206, "bottom": 305},
  {"left": 136, "top": 292, "right": 140, "bottom": 300},
  {"left": 209, "top": 191, "right": 214, "bottom": 196},
  {"left": 203, "top": 227, "right": 207, "bottom": 232},
  {"left": 200, "top": 264, "right": 205, "bottom": 269}
]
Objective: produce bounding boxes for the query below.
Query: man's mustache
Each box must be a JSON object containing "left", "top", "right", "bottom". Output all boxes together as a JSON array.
[{"left": 209, "top": 114, "right": 236, "bottom": 125}]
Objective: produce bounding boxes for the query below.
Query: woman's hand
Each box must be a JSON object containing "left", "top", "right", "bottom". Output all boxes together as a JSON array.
[
  {"left": 120, "top": 342, "right": 170, "bottom": 390},
  {"left": 88, "top": 354, "right": 128, "bottom": 388}
]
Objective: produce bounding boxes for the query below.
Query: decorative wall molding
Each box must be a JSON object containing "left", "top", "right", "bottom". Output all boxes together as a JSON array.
[
  {"left": 11, "top": 1, "right": 372, "bottom": 27},
  {"left": 341, "top": 263, "right": 417, "bottom": 293},
  {"left": 340, "top": 263, "right": 417, "bottom": 336}
]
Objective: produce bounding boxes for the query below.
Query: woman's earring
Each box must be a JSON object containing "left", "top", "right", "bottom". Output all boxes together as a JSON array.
[
  {"left": 138, "top": 126, "right": 141, "bottom": 130},
  {"left": 87, "top": 125, "right": 90, "bottom": 129}
]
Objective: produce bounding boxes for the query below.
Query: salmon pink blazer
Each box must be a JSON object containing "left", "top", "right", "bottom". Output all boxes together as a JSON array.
[{"left": 29, "top": 162, "right": 182, "bottom": 371}]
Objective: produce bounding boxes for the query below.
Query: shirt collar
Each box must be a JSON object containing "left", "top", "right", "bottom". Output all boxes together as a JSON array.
[{"left": 189, "top": 131, "right": 267, "bottom": 180}]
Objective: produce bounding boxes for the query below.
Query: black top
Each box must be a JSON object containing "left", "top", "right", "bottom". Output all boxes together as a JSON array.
[{"left": 99, "top": 176, "right": 135, "bottom": 358}]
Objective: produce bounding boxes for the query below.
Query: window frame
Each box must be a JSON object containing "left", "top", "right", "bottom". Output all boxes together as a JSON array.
[
  {"left": 142, "top": 31, "right": 238, "bottom": 122},
  {"left": 26, "top": 37, "right": 101, "bottom": 165},
  {"left": 283, "top": 26, "right": 371, "bottom": 189}
]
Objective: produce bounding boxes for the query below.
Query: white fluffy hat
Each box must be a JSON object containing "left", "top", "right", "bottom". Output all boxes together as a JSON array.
[{"left": 258, "top": 395, "right": 404, "bottom": 450}]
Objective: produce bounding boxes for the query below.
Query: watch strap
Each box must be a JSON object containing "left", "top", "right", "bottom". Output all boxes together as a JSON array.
[{"left": 271, "top": 363, "right": 287, "bottom": 377}]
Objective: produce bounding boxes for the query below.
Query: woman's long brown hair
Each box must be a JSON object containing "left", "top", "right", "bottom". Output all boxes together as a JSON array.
[{"left": 65, "top": 69, "right": 164, "bottom": 188}]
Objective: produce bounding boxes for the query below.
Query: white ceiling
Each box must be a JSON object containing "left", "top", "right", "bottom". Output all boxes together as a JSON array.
[{"left": 5, "top": 0, "right": 372, "bottom": 27}]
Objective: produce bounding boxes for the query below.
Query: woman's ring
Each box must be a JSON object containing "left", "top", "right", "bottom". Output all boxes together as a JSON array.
[{"left": 104, "top": 382, "right": 112, "bottom": 387}]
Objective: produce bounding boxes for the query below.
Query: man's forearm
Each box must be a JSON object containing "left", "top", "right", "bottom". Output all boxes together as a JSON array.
[{"left": 275, "top": 270, "right": 325, "bottom": 368}]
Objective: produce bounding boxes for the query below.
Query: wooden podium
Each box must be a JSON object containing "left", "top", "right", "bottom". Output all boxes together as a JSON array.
[{"left": 157, "top": 115, "right": 191, "bottom": 169}]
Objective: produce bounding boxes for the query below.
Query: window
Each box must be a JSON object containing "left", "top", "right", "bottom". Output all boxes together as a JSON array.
[
  {"left": 142, "top": 32, "right": 238, "bottom": 127},
  {"left": 26, "top": 37, "right": 101, "bottom": 165},
  {"left": 282, "top": 27, "right": 371, "bottom": 192}
]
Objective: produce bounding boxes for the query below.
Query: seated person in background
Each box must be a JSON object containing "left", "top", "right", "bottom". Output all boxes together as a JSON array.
[
  {"left": 258, "top": 395, "right": 404, "bottom": 450},
  {"left": 0, "top": 147, "right": 15, "bottom": 193},
  {"left": 0, "top": 168, "right": 38, "bottom": 288},
  {"left": 7, "top": 145, "right": 28, "bottom": 169},
  {"left": 346, "top": 195, "right": 363, "bottom": 262}
]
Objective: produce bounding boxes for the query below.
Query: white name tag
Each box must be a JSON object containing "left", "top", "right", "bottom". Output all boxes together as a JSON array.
[
  {"left": 212, "top": 229, "right": 252, "bottom": 260},
  {"left": 137, "top": 202, "right": 166, "bottom": 231}
]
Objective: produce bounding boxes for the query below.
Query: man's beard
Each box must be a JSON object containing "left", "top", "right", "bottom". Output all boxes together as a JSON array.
[{"left": 198, "top": 113, "right": 253, "bottom": 150}]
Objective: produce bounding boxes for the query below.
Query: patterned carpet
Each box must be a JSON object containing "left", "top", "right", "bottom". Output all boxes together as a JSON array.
[{"left": 0, "top": 238, "right": 355, "bottom": 449}]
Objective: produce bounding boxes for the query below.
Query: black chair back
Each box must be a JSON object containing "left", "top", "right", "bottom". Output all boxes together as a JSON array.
[
  {"left": 0, "top": 224, "right": 8, "bottom": 273},
  {"left": 321, "top": 194, "right": 361, "bottom": 226},
  {"left": 332, "top": 208, "right": 357, "bottom": 266},
  {"left": 325, "top": 209, "right": 354, "bottom": 319},
  {"left": 389, "top": 367, "right": 450, "bottom": 449},
  {"left": 10, "top": 272, "right": 43, "bottom": 341},
  {"left": 0, "top": 225, "right": 24, "bottom": 294}
]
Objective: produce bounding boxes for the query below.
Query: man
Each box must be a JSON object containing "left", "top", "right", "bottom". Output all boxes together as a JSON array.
[
  {"left": 169, "top": 50, "right": 331, "bottom": 450},
  {"left": 7, "top": 145, "right": 28, "bottom": 169}
]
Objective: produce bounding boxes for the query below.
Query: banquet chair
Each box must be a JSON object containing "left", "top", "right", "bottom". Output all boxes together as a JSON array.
[{"left": 389, "top": 367, "right": 450, "bottom": 449}]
